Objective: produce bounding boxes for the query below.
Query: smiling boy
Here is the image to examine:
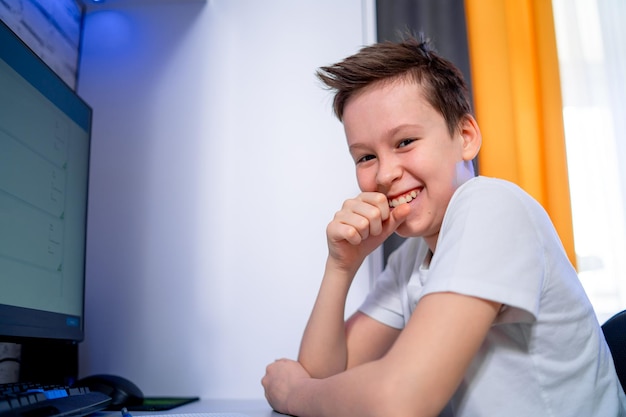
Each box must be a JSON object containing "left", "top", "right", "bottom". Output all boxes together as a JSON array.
[{"left": 262, "top": 35, "right": 626, "bottom": 417}]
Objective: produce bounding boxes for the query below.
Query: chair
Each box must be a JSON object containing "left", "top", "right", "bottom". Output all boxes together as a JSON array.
[{"left": 602, "top": 309, "right": 626, "bottom": 393}]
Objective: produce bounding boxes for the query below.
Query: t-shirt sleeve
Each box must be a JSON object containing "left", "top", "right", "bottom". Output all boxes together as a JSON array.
[
  {"left": 423, "top": 179, "right": 549, "bottom": 324},
  {"left": 358, "top": 262, "right": 405, "bottom": 329},
  {"left": 359, "top": 238, "right": 427, "bottom": 329}
]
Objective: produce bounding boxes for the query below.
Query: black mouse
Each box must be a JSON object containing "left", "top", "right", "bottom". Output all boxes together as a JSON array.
[{"left": 75, "top": 374, "right": 144, "bottom": 409}]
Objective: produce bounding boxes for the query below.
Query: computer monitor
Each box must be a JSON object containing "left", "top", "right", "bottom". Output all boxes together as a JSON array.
[{"left": 0, "top": 19, "right": 92, "bottom": 345}]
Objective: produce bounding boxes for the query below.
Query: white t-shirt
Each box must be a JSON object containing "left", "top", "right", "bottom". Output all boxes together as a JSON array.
[{"left": 360, "top": 176, "right": 626, "bottom": 416}]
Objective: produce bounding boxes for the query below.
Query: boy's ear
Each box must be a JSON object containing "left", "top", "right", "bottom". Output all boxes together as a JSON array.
[{"left": 459, "top": 114, "right": 482, "bottom": 161}]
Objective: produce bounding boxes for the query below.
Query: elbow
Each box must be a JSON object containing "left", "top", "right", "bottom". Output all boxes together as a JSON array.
[{"left": 298, "top": 358, "right": 346, "bottom": 380}]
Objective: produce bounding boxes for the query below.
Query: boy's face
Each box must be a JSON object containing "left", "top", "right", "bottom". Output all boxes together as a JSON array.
[{"left": 342, "top": 79, "right": 478, "bottom": 250}]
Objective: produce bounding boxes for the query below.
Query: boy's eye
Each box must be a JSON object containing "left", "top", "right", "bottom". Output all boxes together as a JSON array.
[
  {"left": 356, "top": 154, "right": 376, "bottom": 164},
  {"left": 398, "top": 138, "right": 416, "bottom": 148}
]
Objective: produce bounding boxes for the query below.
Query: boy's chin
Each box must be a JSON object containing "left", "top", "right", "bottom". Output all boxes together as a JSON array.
[
  {"left": 393, "top": 224, "right": 414, "bottom": 239},
  {"left": 394, "top": 219, "right": 431, "bottom": 240}
]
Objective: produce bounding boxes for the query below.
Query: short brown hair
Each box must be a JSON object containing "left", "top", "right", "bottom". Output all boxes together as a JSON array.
[{"left": 316, "top": 34, "right": 472, "bottom": 136}]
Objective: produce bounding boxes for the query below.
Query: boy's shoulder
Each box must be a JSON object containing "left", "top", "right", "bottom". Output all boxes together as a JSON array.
[
  {"left": 455, "top": 176, "right": 535, "bottom": 205},
  {"left": 460, "top": 175, "right": 524, "bottom": 193},
  {"left": 450, "top": 176, "right": 549, "bottom": 224}
]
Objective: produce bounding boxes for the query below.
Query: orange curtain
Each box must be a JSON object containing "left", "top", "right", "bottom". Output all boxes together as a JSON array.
[{"left": 464, "top": 0, "right": 576, "bottom": 268}]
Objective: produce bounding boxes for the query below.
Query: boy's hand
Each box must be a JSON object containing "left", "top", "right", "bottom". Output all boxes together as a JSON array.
[
  {"left": 262, "top": 358, "right": 310, "bottom": 415},
  {"left": 326, "top": 192, "right": 410, "bottom": 272}
]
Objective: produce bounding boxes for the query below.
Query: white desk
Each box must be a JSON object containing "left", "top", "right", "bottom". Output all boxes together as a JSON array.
[
  {"left": 100, "top": 399, "right": 281, "bottom": 417},
  {"left": 171, "top": 399, "right": 280, "bottom": 417}
]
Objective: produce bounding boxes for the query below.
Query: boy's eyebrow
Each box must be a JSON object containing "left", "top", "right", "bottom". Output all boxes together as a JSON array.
[
  {"left": 347, "top": 142, "right": 370, "bottom": 155},
  {"left": 388, "top": 123, "right": 424, "bottom": 136}
]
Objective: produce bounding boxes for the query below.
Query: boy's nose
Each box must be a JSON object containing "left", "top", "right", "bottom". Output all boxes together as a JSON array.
[{"left": 376, "top": 158, "right": 402, "bottom": 187}]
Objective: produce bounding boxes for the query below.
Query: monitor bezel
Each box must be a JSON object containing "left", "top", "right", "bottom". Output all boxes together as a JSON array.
[{"left": 0, "top": 18, "right": 92, "bottom": 344}]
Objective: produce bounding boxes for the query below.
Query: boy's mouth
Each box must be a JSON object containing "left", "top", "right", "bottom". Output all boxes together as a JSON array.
[{"left": 389, "top": 189, "right": 420, "bottom": 208}]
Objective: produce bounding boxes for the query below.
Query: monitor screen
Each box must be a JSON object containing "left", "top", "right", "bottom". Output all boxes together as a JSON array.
[{"left": 0, "top": 19, "right": 91, "bottom": 343}]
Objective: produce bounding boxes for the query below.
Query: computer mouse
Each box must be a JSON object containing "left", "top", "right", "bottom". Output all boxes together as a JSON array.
[{"left": 75, "top": 373, "right": 144, "bottom": 409}]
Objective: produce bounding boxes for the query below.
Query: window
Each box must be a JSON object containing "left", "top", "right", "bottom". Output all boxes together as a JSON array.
[{"left": 553, "top": 0, "right": 626, "bottom": 323}]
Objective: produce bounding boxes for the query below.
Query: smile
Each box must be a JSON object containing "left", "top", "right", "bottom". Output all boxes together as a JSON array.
[{"left": 389, "top": 189, "right": 420, "bottom": 208}]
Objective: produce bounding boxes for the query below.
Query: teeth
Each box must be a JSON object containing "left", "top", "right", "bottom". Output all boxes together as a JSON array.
[{"left": 389, "top": 190, "right": 419, "bottom": 208}]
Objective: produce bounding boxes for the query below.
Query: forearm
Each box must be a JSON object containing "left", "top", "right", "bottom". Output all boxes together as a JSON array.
[
  {"left": 297, "top": 257, "right": 357, "bottom": 378},
  {"left": 284, "top": 358, "right": 434, "bottom": 417},
  {"left": 286, "top": 365, "right": 380, "bottom": 417}
]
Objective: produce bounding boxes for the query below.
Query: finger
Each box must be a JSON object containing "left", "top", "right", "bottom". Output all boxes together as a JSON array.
[
  {"left": 356, "top": 192, "right": 391, "bottom": 222},
  {"left": 340, "top": 210, "right": 375, "bottom": 241},
  {"left": 384, "top": 202, "right": 411, "bottom": 234},
  {"left": 328, "top": 220, "right": 364, "bottom": 246},
  {"left": 340, "top": 197, "right": 388, "bottom": 238}
]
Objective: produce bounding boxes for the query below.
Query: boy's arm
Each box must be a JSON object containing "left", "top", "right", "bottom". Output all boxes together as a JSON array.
[
  {"left": 344, "top": 311, "right": 401, "bottom": 369},
  {"left": 264, "top": 291, "right": 501, "bottom": 417},
  {"left": 297, "top": 194, "right": 409, "bottom": 378},
  {"left": 297, "top": 257, "right": 401, "bottom": 378},
  {"left": 296, "top": 258, "right": 355, "bottom": 378}
]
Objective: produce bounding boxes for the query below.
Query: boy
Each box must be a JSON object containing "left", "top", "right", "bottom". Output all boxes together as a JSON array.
[{"left": 261, "top": 34, "right": 626, "bottom": 417}]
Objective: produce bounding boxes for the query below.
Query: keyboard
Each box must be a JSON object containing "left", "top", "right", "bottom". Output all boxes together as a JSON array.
[{"left": 0, "top": 382, "right": 111, "bottom": 417}]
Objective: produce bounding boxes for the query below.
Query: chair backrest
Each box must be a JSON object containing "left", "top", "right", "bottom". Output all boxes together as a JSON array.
[{"left": 602, "top": 309, "right": 626, "bottom": 394}]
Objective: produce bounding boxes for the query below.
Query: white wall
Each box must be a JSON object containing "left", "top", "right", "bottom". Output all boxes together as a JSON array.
[{"left": 78, "top": 0, "right": 376, "bottom": 399}]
